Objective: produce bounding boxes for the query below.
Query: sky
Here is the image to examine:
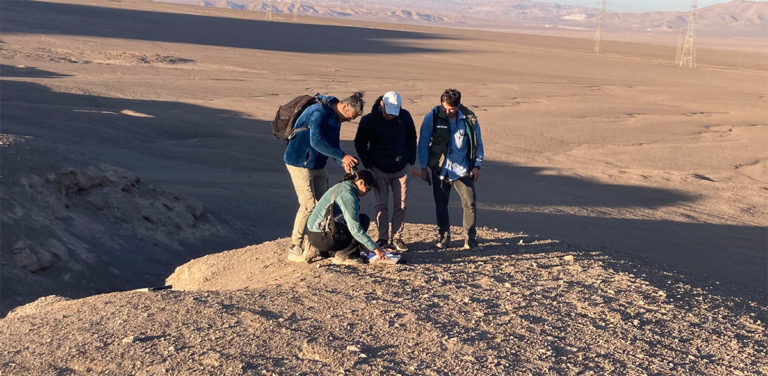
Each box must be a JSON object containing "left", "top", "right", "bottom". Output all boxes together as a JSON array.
[{"left": 533, "top": 0, "right": 752, "bottom": 12}]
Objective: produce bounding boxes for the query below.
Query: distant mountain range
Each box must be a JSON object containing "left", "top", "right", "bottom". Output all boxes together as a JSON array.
[{"left": 163, "top": 0, "right": 767, "bottom": 37}]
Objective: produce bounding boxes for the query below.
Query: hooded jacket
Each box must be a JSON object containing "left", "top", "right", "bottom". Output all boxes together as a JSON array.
[{"left": 354, "top": 95, "right": 417, "bottom": 174}]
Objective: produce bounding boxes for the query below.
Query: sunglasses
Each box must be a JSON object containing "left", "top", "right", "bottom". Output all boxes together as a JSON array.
[{"left": 443, "top": 90, "right": 459, "bottom": 98}]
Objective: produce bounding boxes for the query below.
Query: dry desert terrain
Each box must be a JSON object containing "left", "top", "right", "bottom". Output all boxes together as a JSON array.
[{"left": 1, "top": 0, "right": 767, "bottom": 374}]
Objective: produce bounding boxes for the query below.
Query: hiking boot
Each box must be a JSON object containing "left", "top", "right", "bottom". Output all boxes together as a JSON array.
[
  {"left": 391, "top": 238, "right": 409, "bottom": 252},
  {"left": 332, "top": 255, "right": 365, "bottom": 265},
  {"left": 463, "top": 239, "right": 483, "bottom": 251},
  {"left": 436, "top": 233, "right": 451, "bottom": 249},
  {"left": 376, "top": 239, "right": 389, "bottom": 249},
  {"left": 287, "top": 244, "right": 305, "bottom": 263}
]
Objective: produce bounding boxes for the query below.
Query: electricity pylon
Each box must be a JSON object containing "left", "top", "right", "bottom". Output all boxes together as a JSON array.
[
  {"left": 593, "top": 0, "right": 606, "bottom": 54},
  {"left": 675, "top": 28, "right": 684, "bottom": 65},
  {"left": 266, "top": 0, "right": 274, "bottom": 21},
  {"left": 680, "top": 0, "right": 697, "bottom": 68}
]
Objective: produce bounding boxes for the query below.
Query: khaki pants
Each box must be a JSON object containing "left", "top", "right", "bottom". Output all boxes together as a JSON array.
[
  {"left": 286, "top": 164, "right": 328, "bottom": 247},
  {"left": 372, "top": 166, "right": 409, "bottom": 241}
]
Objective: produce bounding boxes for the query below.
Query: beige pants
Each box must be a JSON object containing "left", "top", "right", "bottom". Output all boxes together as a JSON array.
[
  {"left": 372, "top": 166, "right": 409, "bottom": 241},
  {"left": 286, "top": 164, "right": 328, "bottom": 247}
]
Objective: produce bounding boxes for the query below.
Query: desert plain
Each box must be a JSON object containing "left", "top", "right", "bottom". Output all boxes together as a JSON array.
[{"left": 1, "top": 0, "right": 767, "bottom": 375}]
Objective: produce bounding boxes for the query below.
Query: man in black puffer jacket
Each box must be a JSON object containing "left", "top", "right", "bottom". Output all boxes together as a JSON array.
[{"left": 354, "top": 91, "right": 417, "bottom": 252}]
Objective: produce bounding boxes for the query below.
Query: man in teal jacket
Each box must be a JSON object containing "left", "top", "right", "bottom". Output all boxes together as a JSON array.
[
  {"left": 284, "top": 92, "right": 363, "bottom": 260},
  {"left": 291, "top": 169, "right": 387, "bottom": 264}
]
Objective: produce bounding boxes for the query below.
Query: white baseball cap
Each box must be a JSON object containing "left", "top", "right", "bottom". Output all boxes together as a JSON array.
[{"left": 382, "top": 91, "right": 401, "bottom": 116}]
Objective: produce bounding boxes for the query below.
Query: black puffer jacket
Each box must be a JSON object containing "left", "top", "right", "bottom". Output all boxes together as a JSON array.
[{"left": 354, "top": 96, "right": 417, "bottom": 174}]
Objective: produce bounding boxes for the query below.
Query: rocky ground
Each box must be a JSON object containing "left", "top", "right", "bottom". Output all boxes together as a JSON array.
[
  {"left": 1, "top": 1, "right": 767, "bottom": 374},
  {"left": 2, "top": 225, "right": 766, "bottom": 375}
]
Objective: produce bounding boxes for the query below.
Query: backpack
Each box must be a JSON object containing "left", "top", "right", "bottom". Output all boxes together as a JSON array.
[
  {"left": 271, "top": 94, "right": 323, "bottom": 143},
  {"left": 318, "top": 184, "right": 342, "bottom": 237}
]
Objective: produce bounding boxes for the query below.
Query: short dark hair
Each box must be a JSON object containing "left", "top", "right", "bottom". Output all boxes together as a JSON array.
[
  {"left": 343, "top": 169, "right": 375, "bottom": 187},
  {"left": 341, "top": 91, "right": 365, "bottom": 114},
  {"left": 441, "top": 88, "right": 461, "bottom": 106}
]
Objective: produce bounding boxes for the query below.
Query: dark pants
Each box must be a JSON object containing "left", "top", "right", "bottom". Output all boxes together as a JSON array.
[
  {"left": 432, "top": 171, "right": 476, "bottom": 241},
  {"left": 308, "top": 214, "right": 370, "bottom": 259}
]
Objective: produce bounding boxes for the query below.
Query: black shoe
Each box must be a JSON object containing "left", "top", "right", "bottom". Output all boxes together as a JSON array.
[
  {"left": 376, "top": 239, "right": 389, "bottom": 248},
  {"left": 392, "top": 238, "right": 409, "bottom": 252},
  {"left": 436, "top": 233, "right": 451, "bottom": 249}
]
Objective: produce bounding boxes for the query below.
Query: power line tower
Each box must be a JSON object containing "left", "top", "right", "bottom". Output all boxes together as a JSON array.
[
  {"left": 266, "top": 0, "right": 274, "bottom": 21},
  {"left": 593, "top": 0, "right": 606, "bottom": 54},
  {"left": 674, "top": 28, "right": 684, "bottom": 65},
  {"left": 680, "top": 0, "right": 697, "bottom": 68}
]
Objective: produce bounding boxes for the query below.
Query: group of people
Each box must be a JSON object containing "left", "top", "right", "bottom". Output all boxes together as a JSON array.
[{"left": 283, "top": 88, "right": 485, "bottom": 265}]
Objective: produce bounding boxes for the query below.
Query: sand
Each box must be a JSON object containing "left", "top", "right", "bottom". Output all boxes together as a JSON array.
[{"left": 0, "top": 0, "right": 766, "bottom": 374}]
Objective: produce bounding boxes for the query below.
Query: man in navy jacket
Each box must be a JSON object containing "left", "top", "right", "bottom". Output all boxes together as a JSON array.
[
  {"left": 354, "top": 91, "right": 417, "bottom": 251},
  {"left": 284, "top": 92, "right": 363, "bottom": 259}
]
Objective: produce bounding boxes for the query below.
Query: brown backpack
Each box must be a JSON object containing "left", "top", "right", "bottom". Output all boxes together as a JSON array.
[{"left": 271, "top": 94, "right": 324, "bottom": 143}]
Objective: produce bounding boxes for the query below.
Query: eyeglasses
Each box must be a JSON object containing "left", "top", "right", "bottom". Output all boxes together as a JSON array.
[{"left": 443, "top": 90, "right": 459, "bottom": 98}]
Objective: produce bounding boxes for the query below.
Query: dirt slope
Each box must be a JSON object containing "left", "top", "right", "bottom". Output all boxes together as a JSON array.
[{"left": 2, "top": 225, "right": 766, "bottom": 375}]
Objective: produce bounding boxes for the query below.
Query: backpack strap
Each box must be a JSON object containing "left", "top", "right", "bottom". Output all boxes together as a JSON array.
[{"left": 431, "top": 106, "right": 439, "bottom": 132}]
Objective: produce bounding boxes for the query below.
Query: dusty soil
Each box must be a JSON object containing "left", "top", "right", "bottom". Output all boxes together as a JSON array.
[
  {"left": 1, "top": 0, "right": 766, "bottom": 374},
  {"left": 2, "top": 225, "right": 767, "bottom": 375}
]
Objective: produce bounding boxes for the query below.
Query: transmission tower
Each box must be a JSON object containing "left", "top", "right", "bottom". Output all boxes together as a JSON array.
[
  {"left": 674, "top": 28, "right": 684, "bottom": 65},
  {"left": 680, "top": 0, "right": 697, "bottom": 68},
  {"left": 593, "top": 0, "right": 606, "bottom": 54}
]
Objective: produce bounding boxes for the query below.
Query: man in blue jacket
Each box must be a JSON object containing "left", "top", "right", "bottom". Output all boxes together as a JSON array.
[
  {"left": 284, "top": 92, "right": 364, "bottom": 260},
  {"left": 417, "top": 88, "right": 485, "bottom": 250},
  {"left": 354, "top": 91, "right": 416, "bottom": 252}
]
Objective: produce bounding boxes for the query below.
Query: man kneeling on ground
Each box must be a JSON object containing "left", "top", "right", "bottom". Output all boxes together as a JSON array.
[{"left": 289, "top": 169, "right": 387, "bottom": 264}]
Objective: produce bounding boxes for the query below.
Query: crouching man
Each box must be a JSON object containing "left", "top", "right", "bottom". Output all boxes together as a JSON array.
[{"left": 289, "top": 169, "right": 387, "bottom": 265}]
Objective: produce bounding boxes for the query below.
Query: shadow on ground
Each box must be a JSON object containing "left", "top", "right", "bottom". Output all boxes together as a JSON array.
[
  {"left": 1, "top": 70, "right": 765, "bottom": 315},
  {"left": 0, "top": 0, "right": 453, "bottom": 54},
  {"left": 0, "top": 64, "right": 71, "bottom": 78},
  {"left": 383, "top": 157, "right": 767, "bottom": 291}
]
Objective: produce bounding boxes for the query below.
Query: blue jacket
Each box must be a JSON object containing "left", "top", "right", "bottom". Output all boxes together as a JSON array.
[
  {"left": 283, "top": 95, "right": 346, "bottom": 170},
  {"left": 418, "top": 106, "right": 484, "bottom": 181},
  {"left": 354, "top": 96, "right": 417, "bottom": 173}
]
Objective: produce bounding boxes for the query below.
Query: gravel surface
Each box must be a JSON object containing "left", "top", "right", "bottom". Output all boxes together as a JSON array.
[{"left": 2, "top": 225, "right": 766, "bottom": 376}]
